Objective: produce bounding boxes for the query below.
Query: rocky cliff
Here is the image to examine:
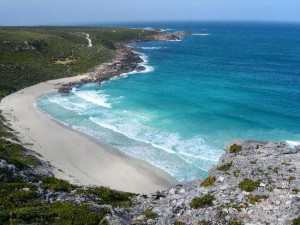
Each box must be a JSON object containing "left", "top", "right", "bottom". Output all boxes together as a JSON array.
[{"left": 104, "top": 140, "right": 300, "bottom": 225}]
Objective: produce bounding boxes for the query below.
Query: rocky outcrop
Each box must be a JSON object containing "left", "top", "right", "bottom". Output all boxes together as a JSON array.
[
  {"left": 58, "top": 31, "right": 191, "bottom": 93},
  {"left": 106, "top": 140, "right": 300, "bottom": 225},
  {"left": 58, "top": 45, "right": 145, "bottom": 93}
]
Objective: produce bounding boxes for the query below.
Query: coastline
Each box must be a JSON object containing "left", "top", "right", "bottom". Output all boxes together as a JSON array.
[
  {"left": 0, "top": 31, "right": 190, "bottom": 193},
  {"left": 0, "top": 76, "right": 177, "bottom": 194}
]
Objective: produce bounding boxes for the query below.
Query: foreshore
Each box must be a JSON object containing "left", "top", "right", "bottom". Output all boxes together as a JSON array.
[{"left": 0, "top": 74, "right": 177, "bottom": 193}]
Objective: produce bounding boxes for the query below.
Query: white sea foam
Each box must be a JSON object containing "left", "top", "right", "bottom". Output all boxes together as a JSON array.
[
  {"left": 140, "top": 47, "right": 164, "bottom": 50},
  {"left": 46, "top": 96, "right": 85, "bottom": 114},
  {"left": 72, "top": 89, "right": 111, "bottom": 108},
  {"left": 89, "top": 115, "right": 221, "bottom": 163},
  {"left": 286, "top": 140, "right": 300, "bottom": 148},
  {"left": 166, "top": 39, "right": 182, "bottom": 42},
  {"left": 143, "top": 27, "right": 155, "bottom": 31},
  {"left": 192, "top": 33, "right": 210, "bottom": 36},
  {"left": 159, "top": 28, "right": 172, "bottom": 32}
]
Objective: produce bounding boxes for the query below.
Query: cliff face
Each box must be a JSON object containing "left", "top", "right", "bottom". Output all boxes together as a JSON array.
[{"left": 106, "top": 140, "right": 300, "bottom": 225}]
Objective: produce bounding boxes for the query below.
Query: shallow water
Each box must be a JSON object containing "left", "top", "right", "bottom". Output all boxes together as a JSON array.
[{"left": 36, "top": 22, "right": 300, "bottom": 182}]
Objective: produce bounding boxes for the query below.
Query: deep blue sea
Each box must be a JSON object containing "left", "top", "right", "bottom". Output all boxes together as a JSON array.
[{"left": 36, "top": 22, "right": 300, "bottom": 182}]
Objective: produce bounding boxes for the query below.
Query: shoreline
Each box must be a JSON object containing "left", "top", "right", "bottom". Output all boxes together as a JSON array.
[
  {"left": 0, "top": 31, "right": 190, "bottom": 193},
  {"left": 0, "top": 75, "right": 178, "bottom": 194}
]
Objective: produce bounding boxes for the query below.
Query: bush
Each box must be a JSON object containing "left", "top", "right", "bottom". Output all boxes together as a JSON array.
[
  {"left": 78, "top": 186, "right": 136, "bottom": 207},
  {"left": 227, "top": 222, "right": 242, "bottom": 225},
  {"left": 247, "top": 194, "right": 267, "bottom": 204},
  {"left": 41, "top": 177, "right": 76, "bottom": 192},
  {"left": 239, "top": 178, "right": 261, "bottom": 192},
  {"left": 200, "top": 176, "right": 216, "bottom": 187},
  {"left": 229, "top": 144, "right": 242, "bottom": 153},
  {"left": 217, "top": 162, "right": 233, "bottom": 171},
  {"left": 144, "top": 208, "right": 157, "bottom": 219},
  {"left": 190, "top": 194, "right": 215, "bottom": 209},
  {"left": 293, "top": 216, "right": 300, "bottom": 225}
]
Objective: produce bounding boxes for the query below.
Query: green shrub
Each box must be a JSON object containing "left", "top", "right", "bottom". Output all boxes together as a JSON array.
[
  {"left": 247, "top": 194, "right": 267, "bottom": 204},
  {"left": 239, "top": 178, "right": 261, "bottom": 192},
  {"left": 293, "top": 216, "right": 300, "bottom": 225},
  {"left": 144, "top": 208, "right": 157, "bottom": 219},
  {"left": 41, "top": 177, "right": 76, "bottom": 192},
  {"left": 0, "top": 140, "right": 39, "bottom": 169},
  {"left": 229, "top": 144, "right": 242, "bottom": 153},
  {"left": 217, "top": 162, "right": 233, "bottom": 171},
  {"left": 174, "top": 221, "right": 185, "bottom": 225},
  {"left": 78, "top": 186, "right": 136, "bottom": 207},
  {"left": 1, "top": 202, "right": 110, "bottom": 225},
  {"left": 200, "top": 221, "right": 211, "bottom": 225},
  {"left": 190, "top": 194, "right": 215, "bottom": 209},
  {"left": 227, "top": 222, "right": 242, "bottom": 225},
  {"left": 233, "top": 170, "right": 241, "bottom": 177},
  {"left": 200, "top": 176, "right": 216, "bottom": 187}
]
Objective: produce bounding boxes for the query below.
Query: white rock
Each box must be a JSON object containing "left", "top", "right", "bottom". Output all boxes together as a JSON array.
[
  {"left": 179, "top": 189, "right": 186, "bottom": 194},
  {"left": 285, "top": 201, "right": 292, "bottom": 205},
  {"left": 134, "top": 215, "right": 146, "bottom": 221},
  {"left": 263, "top": 205, "right": 273, "bottom": 211},
  {"left": 219, "top": 176, "right": 225, "bottom": 182},
  {"left": 222, "top": 208, "right": 228, "bottom": 214},
  {"left": 275, "top": 201, "right": 281, "bottom": 205},
  {"left": 260, "top": 183, "right": 266, "bottom": 187},
  {"left": 220, "top": 185, "right": 228, "bottom": 190},
  {"left": 22, "top": 188, "right": 30, "bottom": 192},
  {"left": 169, "top": 188, "right": 176, "bottom": 195},
  {"left": 228, "top": 208, "right": 238, "bottom": 214}
]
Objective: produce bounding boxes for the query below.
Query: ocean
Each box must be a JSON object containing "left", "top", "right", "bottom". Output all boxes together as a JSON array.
[{"left": 36, "top": 22, "right": 300, "bottom": 182}]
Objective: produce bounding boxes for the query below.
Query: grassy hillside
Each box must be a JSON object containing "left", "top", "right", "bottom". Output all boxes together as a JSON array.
[{"left": 0, "top": 27, "right": 156, "bottom": 98}]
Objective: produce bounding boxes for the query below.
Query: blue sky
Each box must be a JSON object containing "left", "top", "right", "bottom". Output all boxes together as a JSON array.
[{"left": 1, "top": 0, "right": 300, "bottom": 26}]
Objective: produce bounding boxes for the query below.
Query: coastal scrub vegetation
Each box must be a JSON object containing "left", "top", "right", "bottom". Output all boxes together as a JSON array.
[
  {"left": 229, "top": 144, "right": 242, "bottom": 153},
  {"left": 200, "top": 176, "right": 216, "bottom": 187},
  {"left": 0, "top": 27, "right": 157, "bottom": 98},
  {"left": 144, "top": 208, "right": 157, "bottom": 219},
  {"left": 238, "top": 178, "right": 261, "bottom": 192},
  {"left": 217, "top": 161, "right": 233, "bottom": 171},
  {"left": 189, "top": 194, "right": 215, "bottom": 209},
  {"left": 293, "top": 216, "right": 300, "bottom": 225}
]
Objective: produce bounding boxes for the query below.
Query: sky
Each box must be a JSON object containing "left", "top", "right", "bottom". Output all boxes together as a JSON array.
[{"left": 0, "top": 0, "right": 300, "bottom": 26}]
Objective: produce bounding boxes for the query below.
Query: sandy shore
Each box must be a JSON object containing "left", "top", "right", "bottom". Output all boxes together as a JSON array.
[{"left": 0, "top": 75, "right": 177, "bottom": 193}]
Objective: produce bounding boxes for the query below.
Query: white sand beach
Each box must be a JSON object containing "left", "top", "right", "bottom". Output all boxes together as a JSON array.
[{"left": 0, "top": 75, "right": 177, "bottom": 193}]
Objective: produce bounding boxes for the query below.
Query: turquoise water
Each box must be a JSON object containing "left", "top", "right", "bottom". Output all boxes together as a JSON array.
[{"left": 36, "top": 22, "right": 300, "bottom": 182}]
